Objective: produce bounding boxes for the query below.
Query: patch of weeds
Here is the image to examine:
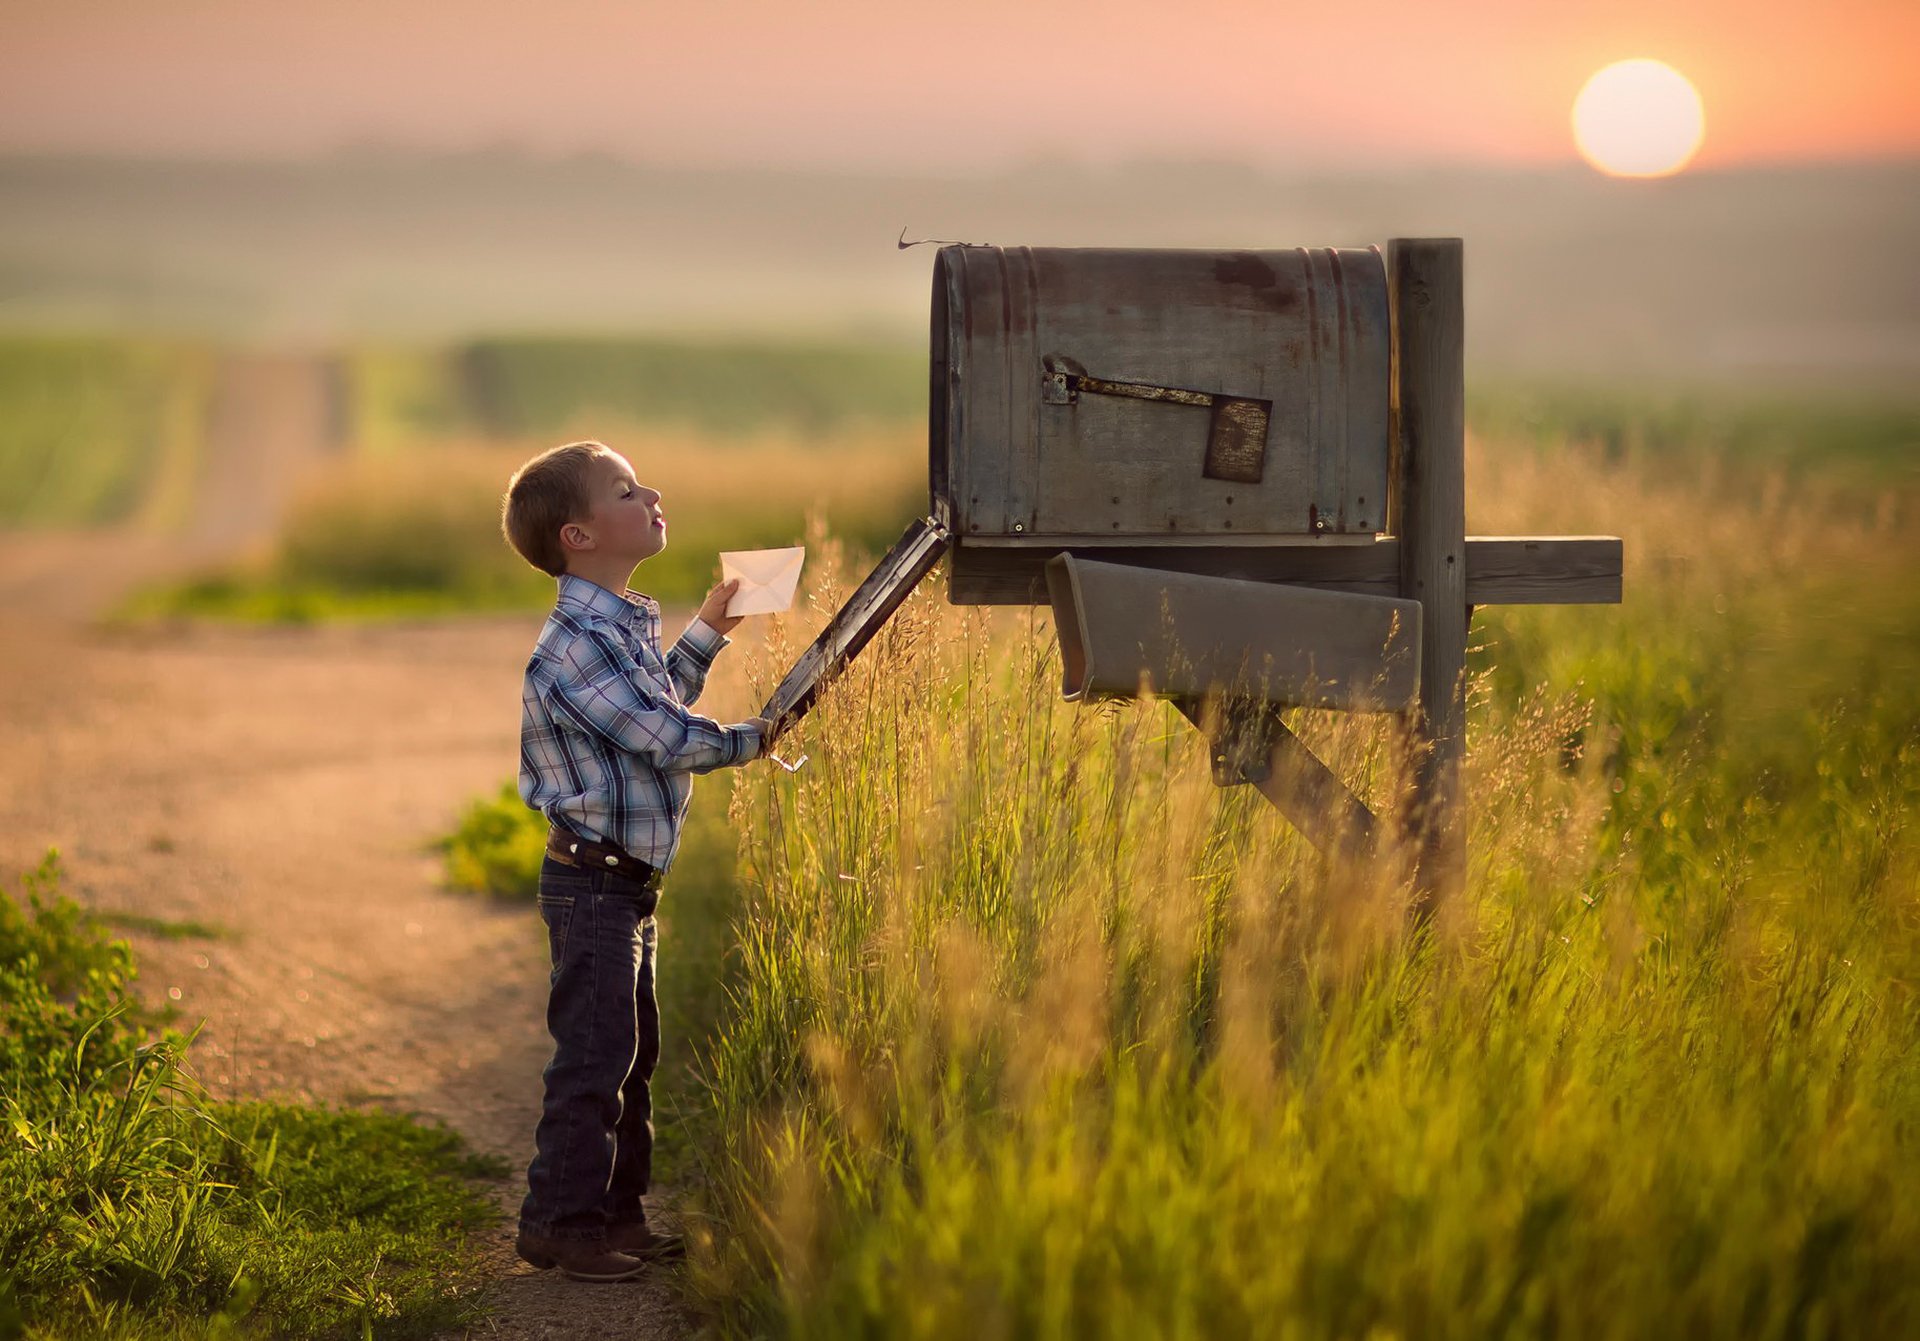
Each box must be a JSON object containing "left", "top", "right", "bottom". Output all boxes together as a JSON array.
[
  {"left": 2, "top": 851, "right": 507, "bottom": 1340},
  {"left": 435, "top": 780, "right": 546, "bottom": 899}
]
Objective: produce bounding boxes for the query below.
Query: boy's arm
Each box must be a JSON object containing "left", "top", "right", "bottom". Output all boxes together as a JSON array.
[
  {"left": 551, "top": 628, "right": 761, "bottom": 773},
  {"left": 666, "top": 578, "right": 745, "bottom": 706},
  {"left": 665, "top": 617, "right": 726, "bottom": 707}
]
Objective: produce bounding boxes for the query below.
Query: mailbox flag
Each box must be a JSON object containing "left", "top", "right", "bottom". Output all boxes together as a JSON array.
[{"left": 720, "top": 546, "right": 806, "bottom": 617}]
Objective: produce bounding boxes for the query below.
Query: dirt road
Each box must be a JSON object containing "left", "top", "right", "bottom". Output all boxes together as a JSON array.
[{"left": 0, "top": 356, "right": 700, "bottom": 1337}]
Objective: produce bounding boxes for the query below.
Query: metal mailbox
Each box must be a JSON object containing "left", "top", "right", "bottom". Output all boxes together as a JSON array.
[{"left": 930, "top": 246, "right": 1392, "bottom": 544}]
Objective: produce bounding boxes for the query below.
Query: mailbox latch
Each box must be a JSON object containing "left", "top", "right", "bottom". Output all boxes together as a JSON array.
[{"left": 1041, "top": 354, "right": 1270, "bottom": 484}]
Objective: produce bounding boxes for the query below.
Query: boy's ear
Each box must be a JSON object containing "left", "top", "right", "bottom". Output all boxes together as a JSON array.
[{"left": 560, "top": 520, "right": 594, "bottom": 553}]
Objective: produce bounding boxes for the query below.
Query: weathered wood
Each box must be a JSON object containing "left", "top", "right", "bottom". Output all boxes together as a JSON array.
[
  {"left": 932, "top": 245, "right": 1392, "bottom": 540},
  {"left": 758, "top": 519, "right": 951, "bottom": 738},
  {"left": 1173, "top": 700, "right": 1377, "bottom": 858},
  {"left": 1046, "top": 554, "right": 1422, "bottom": 712},
  {"left": 1390, "top": 236, "right": 1469, "bottom": 910},
  {"left": 1464, "top": 536, "right": 1621, "bottom": 604},
  {"left": 948, "top": 535, "right": 1621, "bottom": 606}
]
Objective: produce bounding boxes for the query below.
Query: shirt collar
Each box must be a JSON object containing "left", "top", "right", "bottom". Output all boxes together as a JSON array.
[{"left": 556, "top": 573, "right": 657, "bottom": 628}]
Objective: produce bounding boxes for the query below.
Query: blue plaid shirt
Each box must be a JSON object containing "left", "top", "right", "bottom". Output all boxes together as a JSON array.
[{"left": 519, "top": 573, "right": 761, "bottom": 871}]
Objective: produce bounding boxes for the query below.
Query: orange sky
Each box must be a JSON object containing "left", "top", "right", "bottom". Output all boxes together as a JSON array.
[{"left": 3, "top": 0, "right": 1915, "bottom": 169}]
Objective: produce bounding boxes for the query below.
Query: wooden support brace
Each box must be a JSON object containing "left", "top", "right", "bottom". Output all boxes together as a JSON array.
[{"left": 1174, "top": 700, "right": 1377, "bottom": 860}]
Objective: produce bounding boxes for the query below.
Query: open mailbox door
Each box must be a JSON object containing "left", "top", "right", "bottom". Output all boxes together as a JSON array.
[{"left": 756, "top": 518, "right": 951, "bottom": 741}]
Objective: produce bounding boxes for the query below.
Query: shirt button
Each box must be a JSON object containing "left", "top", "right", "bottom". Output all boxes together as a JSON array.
[{"left": 605, "top": 855, "right": 619, "bottom": 866}]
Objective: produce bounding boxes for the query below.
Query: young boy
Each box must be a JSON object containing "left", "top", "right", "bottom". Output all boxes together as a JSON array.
[{"left": 499, "top": 440, "right": 769, "bottom": 1283}]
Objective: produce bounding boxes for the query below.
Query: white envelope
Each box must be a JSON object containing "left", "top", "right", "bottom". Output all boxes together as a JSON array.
[{"left": 720, "top": 546, "right": 806, "bottom": 617}]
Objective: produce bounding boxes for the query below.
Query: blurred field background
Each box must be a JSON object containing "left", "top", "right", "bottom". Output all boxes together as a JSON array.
[
  {"left": 4, "top": 151, "right": 1915, "bottom": 621},
  {"left": 4, "top": 325, "right": 1917, "bottom": 626}
]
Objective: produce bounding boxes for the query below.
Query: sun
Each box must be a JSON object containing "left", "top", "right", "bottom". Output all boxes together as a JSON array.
[{"left": 1571, "top": 59, "right": 1705, "bottom": 178}]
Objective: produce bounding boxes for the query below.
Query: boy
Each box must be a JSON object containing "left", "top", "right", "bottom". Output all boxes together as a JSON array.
[{"left": 499, "top": 440, "right": 770, "bottom": 1283}]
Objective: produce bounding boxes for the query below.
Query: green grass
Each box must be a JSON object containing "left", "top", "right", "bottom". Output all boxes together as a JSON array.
[
  {"left": 656, "top": 421, "right": 1920, "bottom": 1337},
  {"left": 454, "top": 337, "right": 924, "bottom": 439},
  {"left": 0, "top": 336, "right": 213, "bottom": 529},
  {"left": 1, "top": 851, "right": 505, "bottom": 1340},
  {"left": 336, "top": 337, "right": 924, "bottom": 449},
  {"left": 436, "top": 780, "right": 550, "bottom": 900},
  {"left": 1467, "top": 381, "right": 1920, "bottom": 487},
  {"left": 118, "top": 433, "right": 925, "bottom": 624},
  {"left": 96, "top": 912, "right": 236, "bottom": 943}
]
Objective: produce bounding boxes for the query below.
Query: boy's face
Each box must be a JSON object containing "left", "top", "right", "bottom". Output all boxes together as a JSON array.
[{"left": 567, "top": 452, "right": 667, "bottom": 567}]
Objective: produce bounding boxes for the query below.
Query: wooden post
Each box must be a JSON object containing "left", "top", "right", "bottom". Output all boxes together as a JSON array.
[{"left": 1388, "top": 238, "right": 1468, "bottom": 912}]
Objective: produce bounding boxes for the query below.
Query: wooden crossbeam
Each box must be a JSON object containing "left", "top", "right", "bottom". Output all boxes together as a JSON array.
[{"left": 949, "top": 535, "right": 1621, "bottom": 607}]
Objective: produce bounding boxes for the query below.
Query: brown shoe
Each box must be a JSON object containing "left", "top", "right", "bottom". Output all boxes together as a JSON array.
[
  {"left": 515, "top": 1230, "right": 646, "bottom": 1282},
  {"left": 605, "top": 1220, "right": 687, "bottom": 1261}
]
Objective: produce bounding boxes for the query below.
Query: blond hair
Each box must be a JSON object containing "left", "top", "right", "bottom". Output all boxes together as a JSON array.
[{"left": 501, "top": 440, "right": 613, "bottom": 577}]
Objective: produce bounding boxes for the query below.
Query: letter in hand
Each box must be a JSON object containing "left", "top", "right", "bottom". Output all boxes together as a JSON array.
[
  {"left": 719, "top": 547, "right": 805, "bottom": 617},
  {"left": 697, "top": 579, "right": 745, "bottom": 635}
]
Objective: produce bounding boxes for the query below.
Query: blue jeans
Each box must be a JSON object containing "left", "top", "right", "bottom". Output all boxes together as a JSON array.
[{"left": 518, "top": 854, "right": 662, "bottom": 1242}]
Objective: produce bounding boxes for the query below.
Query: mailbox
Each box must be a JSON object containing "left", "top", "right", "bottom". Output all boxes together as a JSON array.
[
  {"left": 760, "top": 238, "right": 1623, "bottom": 880},
  {"left": 931, "top": 246, "right": 1392, "bottom": 545}
]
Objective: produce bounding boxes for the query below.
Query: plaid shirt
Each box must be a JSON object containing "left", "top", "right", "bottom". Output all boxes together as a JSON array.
[{"left": 519, "top": 573, "right": 760, "bottom": 871}]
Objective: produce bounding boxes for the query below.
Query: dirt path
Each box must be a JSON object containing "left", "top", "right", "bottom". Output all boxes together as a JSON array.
[{"left": 0, "top": 356, "right": 699, "bottom": 1337}]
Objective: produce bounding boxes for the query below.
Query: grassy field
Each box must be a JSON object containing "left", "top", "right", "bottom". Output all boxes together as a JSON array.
[
  {"left": 672, "top": 421, "right": 1919, "bottom": 1338},
  {"left": 117, "top": 428, "right": 926, "bottom": 621},
  {"left": 0, "top": 337, "right": 214, "bottom": 530},
  {"left": 338, "top": 336, "right": 922, "bottom": 452},
  {"left": 0, "top": 330, "right": 923, "bottom": 557},
  {"left": 436, "top": 398, "right": 1919, "bottom": 1336},
  {"left": 0, "top": 852, "right": 503, "bottom": 1340},
  {"left": 18, "top": 326, "right": 1917, "bottom": 1332},
  {"left": 83, "top": 331, "right": 930, "bottom": 621}
]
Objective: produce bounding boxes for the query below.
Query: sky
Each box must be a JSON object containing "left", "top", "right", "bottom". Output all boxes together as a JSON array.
[{"left": 2, "top": 0, "right": 1916, "bottom": 171}]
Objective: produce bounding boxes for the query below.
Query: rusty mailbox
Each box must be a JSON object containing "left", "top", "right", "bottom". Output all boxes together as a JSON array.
[{"left": 761, "top": 239, "right": 1623, "bottom": 894}]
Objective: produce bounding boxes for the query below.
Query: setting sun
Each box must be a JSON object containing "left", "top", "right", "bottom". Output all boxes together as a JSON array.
[{"left": 1572, "top": 59, "right": 1706, "bottom": 177}]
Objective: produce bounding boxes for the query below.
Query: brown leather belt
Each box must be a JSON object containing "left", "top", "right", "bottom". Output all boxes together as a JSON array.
[{"left": 545, "top": 825, "right": 663, "bottom": 892}]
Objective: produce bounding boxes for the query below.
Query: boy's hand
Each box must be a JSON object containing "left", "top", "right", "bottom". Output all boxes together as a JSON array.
[
  {"left": 745, "top": 716, "right": 775, "bottom": 756},
  {"left": 696, "top": 579, "right": 744, "bottom": 635}
]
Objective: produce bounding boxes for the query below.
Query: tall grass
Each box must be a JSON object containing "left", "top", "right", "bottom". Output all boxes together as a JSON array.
[{"left": 676, "top": 432, "right": 1920, "bottom": 1337}]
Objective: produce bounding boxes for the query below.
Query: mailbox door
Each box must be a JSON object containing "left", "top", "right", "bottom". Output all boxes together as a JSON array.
[{"left": 758, "top": 518, "right": 952, "bottom": 733}]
